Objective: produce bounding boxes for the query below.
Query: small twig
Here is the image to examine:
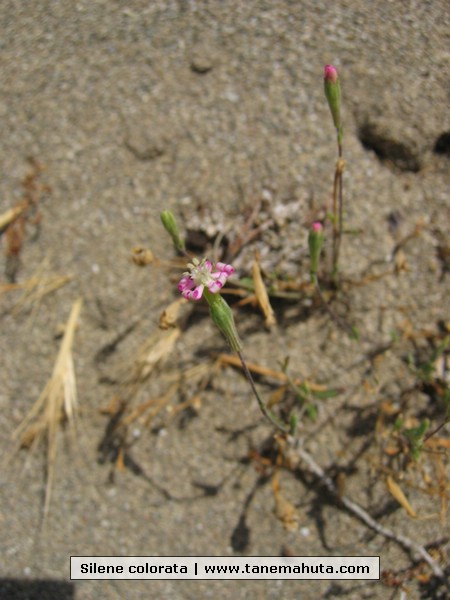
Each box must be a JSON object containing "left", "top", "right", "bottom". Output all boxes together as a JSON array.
[
  {"left": 423, "top": 417, "right": 450, "bottom": 443},
  {"left": 290, "top": 438, "right": 445, "bottom": 579}
]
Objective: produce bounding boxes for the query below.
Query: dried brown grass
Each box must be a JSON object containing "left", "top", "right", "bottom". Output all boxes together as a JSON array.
[{"left": 12, "top": 298, "right": 82, "bottom": 519}]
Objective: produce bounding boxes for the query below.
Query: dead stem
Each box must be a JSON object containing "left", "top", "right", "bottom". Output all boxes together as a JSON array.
[{"left": 289, "top": 438, "right": 445, "bottom": 579}]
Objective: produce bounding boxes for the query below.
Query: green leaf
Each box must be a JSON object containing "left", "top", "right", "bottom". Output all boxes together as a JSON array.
[
  {"left": 306, "top": 403, "right": 318, "bottom": 422},
  {"left": 404, "top": 419, "right": 429, "bottom": 442},
  {"left": 311, "top": 388, "right": 340, "bottom": 400}
]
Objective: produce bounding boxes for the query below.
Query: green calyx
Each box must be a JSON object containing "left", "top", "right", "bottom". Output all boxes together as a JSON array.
[
  {"left": 308, "top": 227, "right": 324, "bottom": 280},
  {"left": 160, "top": 210, "right": 186, "bottom": 253},
  {"left": 203, "top": 290, "right": 242, "bottom": 353},
  {"left": 324, "top": 73, "right": 343, "bottom": 144}
]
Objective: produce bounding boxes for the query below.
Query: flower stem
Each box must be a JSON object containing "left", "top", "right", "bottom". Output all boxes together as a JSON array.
[
  {"left": 331, "top": 156, "right": 345, "bottom": 281},
  {"left": 237, "top": 350, "right": 290, "bottom": 433}
]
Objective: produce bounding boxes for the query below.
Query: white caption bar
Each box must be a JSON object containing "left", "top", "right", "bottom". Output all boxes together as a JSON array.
[{"left": 71, "top": 556, "right": 380, "bottom": 580}]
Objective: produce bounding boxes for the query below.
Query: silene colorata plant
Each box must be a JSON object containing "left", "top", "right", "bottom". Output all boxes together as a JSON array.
[{"left": 154, "top": 66, "right": 447, "bottom": 581}]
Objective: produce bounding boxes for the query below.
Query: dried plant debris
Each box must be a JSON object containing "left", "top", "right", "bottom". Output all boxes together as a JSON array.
[
  {"left": 252, "top": 257, "right": 276, "bottom": 329},
  {"left": 98, "top": 351, "right": 211, "bottom": 471},
  {"left": 0, "top": 204, "right": 29, "bottom": 232},
  {"left": 1, "top": 158, "right": 50, "bottom": 282},
  {"left": 122, "top": 327, "right": 181, "bottom": 387},
  {"left": 181, "top": 194, "right": 309, "bottom": 277},
  {"left": 278, "top": 436, "right": 446, "bottom": 579},
  {"left": 11, "top": 298, "right": 82, "bottom": 519},
  {"left": 386, "top": 475, "right": 417, "bottom": 518},
  {"left": 131, "top": 246, "right": 154, "bottom": 266},
  {"left": 159, "top": 297, "right": 189, "bottom": 330},
  {"left": 98, "top": 326, "right": 181, "bottom": 464},
  {"left": 216, "top": 353, "right": 331, "bottom": 394},
  {"left": 272, "top": 471, "right": 300, "bottom": 532},
  {"left": 1, "top": 258, "right": 72, "bottom": 318}
]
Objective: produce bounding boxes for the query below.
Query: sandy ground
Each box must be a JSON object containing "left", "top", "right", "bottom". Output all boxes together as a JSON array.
[{"left": 1, "top": 1, "right": 449, "bottom": 599}]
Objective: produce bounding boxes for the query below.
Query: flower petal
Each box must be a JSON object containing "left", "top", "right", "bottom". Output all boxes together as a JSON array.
[
  {"left": 208, "top": 281, "right": 222, "bottom": 293},
  {"left": 187, "top": 284, "right": 204, "bottom": 300},
  {"left": 215, "top": 262, "right": 235, "bottom": 275},
  {"left": 178, "top": 276, "right": 194, "bottom": 291}
]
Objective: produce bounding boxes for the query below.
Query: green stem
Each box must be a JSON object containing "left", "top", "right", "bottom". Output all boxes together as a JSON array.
[
  {"left": 237, "top": 350, "right": 290, "bottom": 433},
  {"left": 332, "top": 154, "right": 345, "bottom": 282},
  {"left": 203, "top": 291, "right": 291, "bottom": 432}
]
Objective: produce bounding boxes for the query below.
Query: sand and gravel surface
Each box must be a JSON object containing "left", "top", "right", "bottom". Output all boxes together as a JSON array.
[{"left": 1, "top": 1, "right": 449, "bottom": 599}]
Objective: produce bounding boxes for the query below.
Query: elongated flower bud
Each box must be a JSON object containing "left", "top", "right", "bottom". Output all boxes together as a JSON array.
[
  {"left": 203, "top": 289, "right": 242, "bottom": 353},
  {"left": 324, "top": 65, "right": 343, "bottom": 143},
  {"left": 160, "top": 210, "right": 185, "bottom": 253},
  {"left": 308, "top": 222, "right": 324, "bottom": 280}
]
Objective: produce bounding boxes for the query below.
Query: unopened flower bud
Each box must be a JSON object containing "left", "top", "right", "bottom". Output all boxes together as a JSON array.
[
  {"left": 203, "top": 289, "right": 242, "bottom": 353},
  {"left": 308, "top": 222, "right": 324, "bottom": 280},
  {"left": 160, "top": 210, "right": 185, "bottom": 253},
  {"left": 324, "top": 65, "right": 342, "bottom": 141}
]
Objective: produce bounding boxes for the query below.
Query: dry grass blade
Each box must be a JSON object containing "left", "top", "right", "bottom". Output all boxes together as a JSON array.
[
  {"left": 252, "top": 257, "right": 276, "bottom": 329},
  {"left": 125, "top": 327, "right": 181, "bottom": 385},
  {"left": 0, "top": 203, "right": 28, "bottom": 232},
  {"left": 12, "top": 298, "right": 83, "bottom": 519},
  {"left": 97, "top": 327, "right": 184, "bottom": 469},
  {"left": 10, "top": 259, "right": 72, "bottom": 317},
  {"left": 217, "top": 353, "right": 328, "bottom": 392},
  {"left": 121, "top": 383, "right": 178, "bottom": 427},
  {"left": 386, "top": 475, "right": 417, "bottom": 518},
  {"left": 159, "top": 298, "right": 188, "bottom": 329}
]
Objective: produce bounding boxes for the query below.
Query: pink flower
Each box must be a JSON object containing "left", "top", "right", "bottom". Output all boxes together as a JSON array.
[
  {"left": 324, "top": 64, "right": 338, "bottom": 84},
  {"left": 311, "top": 221, "right": 323, "bottom": 233},
  {"left": 323, "top": 64, "right": 342, "bottom": 136},
  {"left": 178, "top": 258, "right": 235, "bottom": 301}
]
